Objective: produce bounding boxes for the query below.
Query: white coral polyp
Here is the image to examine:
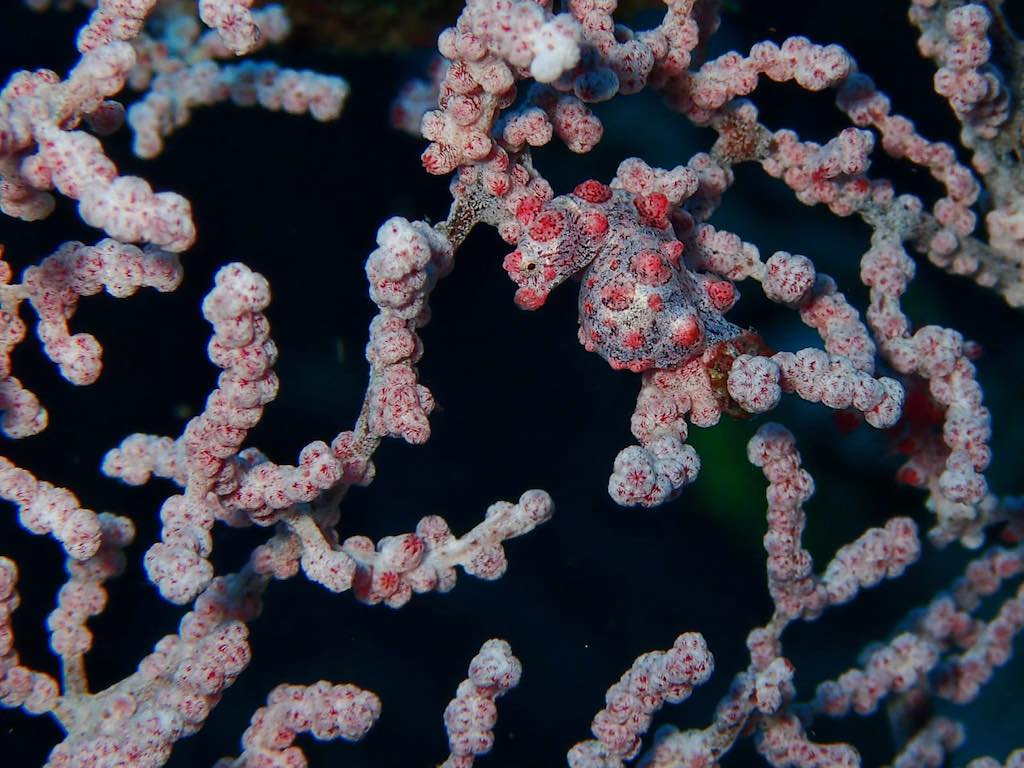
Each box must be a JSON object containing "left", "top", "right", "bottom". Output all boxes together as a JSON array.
[{"left": 528, "top": 16, "right": 581, "bottom": 83}]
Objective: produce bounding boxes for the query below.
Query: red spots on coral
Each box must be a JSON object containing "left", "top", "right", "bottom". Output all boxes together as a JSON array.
[
  {"left": 510, "top": 164, "right": 531, "bottom": 186},
  {"left": 612, "top": 357, "right": 654, "bottom": 373},
  {"left": 376, "top": 571, "right": 400, "bottom": 594},
  {"left": 528, "top": 210, "right": 565, "bottom": 242},
  {"left": 485, "top": 171, "right": 511, "bottom": 196},
  {"left": 661, "top": 240, "right": 684, "bottom": 269},
  {"left": 502, "top": 250, "right": 525, "bottom": 277},
  {"left": 848, "top": 177, "right": 870, "bottom": 196},
  {"left": 811, "top": 166, "right": 831, "bottom": 185},
  {"left": 672, "top": 316, "right": 702, "bottom": 348},
  {"left": 515, "top": 196, "right": 543, "bottom": 224},
  {"left": 543, "top": 266, "right": 557, "bottom": 281},
  {"left": 647, "top": 294, "right": 664, "bottom": 312},
  {"left": 490, "top": 148, "right": 511, "bottom": 172},
  {"left": 581, "top": 211, "right": 609, "bottom": 237},
  {"left": 462, "top": 131, "right": 492, "bottom": 161},
  {"left": 398, "top": 533, "right": 425, "bottom": 564},
  {"left": 422, "top": 145, "right": 454, "bottom": 175},
  {"left": 600, "top": 278, "right": 634, "bottom": 311},
  {"left": 623, "top": 330, "right": 646, "bottom": 350},
  {"left": 630, "top": 250, "right": 672, "bottom": 286},
  {"left": 706, "top": 280, "right": 735, "bottom": 311},
  {"left": 514, "top": 287, "right": 548, "bottom": 310},
  {"left": 573, "top": 180, "right": 613, "bottom": 203},
  {"left": 634, "top": 193, "right": 670, "bottom": 229},
  {"left": 896, "top": 464, "right": 924, "bottom": 487}
]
